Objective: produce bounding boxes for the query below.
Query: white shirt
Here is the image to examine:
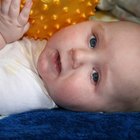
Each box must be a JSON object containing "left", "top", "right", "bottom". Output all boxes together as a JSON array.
[{"left": 0, "top": 37, "right": 56, "bottom": 115}]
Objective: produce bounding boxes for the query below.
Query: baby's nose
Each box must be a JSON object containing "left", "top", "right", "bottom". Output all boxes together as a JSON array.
[{"left": 69, "top": 48, "right": 94, "bottom": 69}]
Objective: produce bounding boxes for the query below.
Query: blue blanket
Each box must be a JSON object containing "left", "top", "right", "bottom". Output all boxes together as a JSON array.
[{"left": 0, "top": 109, "right": 140, "bottom": 139}]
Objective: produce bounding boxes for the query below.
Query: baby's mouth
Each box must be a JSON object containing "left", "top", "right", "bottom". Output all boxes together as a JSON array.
[{"left": 54, "top": 50, "right": 62, "bottom": 75}]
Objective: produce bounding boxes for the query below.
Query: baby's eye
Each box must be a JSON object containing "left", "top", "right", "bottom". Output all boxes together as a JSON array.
[
  {"left": 91, "top": 69, "right": 99, "bottom": 84},
  {"left": 89, "top": 35, "right": 97, "bottom": 48}
]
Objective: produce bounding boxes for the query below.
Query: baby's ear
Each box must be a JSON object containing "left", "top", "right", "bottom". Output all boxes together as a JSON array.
[{"left": 97, "top": 0, "right": 116, "bottom": 10}]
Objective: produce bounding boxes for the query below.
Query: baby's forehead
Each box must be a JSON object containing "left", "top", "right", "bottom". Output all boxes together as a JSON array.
[
  {"left": 54, "top": 21, "right": 96, "bottom": 33},
  {"left": 51, "top": 21, "right": 103, "bottom": 38}
]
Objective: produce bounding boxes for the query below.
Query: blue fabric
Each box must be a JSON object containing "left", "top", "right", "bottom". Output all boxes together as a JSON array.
[{"left": 0, "top": 109, "right": 140, "bottom": 140}]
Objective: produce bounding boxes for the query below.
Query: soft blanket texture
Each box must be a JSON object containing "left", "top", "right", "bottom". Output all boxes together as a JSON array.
[{"left": 0, "top": 109, "right": 140, "bottom": 139}]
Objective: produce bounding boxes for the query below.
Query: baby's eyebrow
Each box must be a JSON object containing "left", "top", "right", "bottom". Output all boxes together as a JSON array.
[
  {"left": 94, "top": 22, "right": 106, "bottom": 34},
  {"left": 90, "top": 22, "right": 105, "bottom": 37},
  {"left": 91, "top": 22, "right": 107, "bottom": 45}
]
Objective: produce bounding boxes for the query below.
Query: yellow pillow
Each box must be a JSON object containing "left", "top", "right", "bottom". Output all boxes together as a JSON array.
[{"left": 21, "top": 0, "right": 99, "bottom": 40}]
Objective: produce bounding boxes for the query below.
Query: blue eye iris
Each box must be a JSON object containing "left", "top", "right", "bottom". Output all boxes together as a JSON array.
[
  {"left": 89, "top": 35, "right": 97, "bottom": 48},
  {"left": 91, "top": 70, "right": 99, "bottom": 84}
]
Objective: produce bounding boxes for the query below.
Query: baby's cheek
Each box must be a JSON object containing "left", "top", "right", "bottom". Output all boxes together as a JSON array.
[{"left": 52, "top": 80, "right": 81, "bottom": 106}]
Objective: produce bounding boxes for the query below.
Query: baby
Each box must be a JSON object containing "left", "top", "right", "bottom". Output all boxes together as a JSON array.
[{"left": 1, "top": 0, "right": 140, "bottom": 115}]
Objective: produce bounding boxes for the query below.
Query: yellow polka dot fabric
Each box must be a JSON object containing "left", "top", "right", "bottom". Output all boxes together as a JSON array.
[{"left": 21, "top": 0, "right": 99, "bottom": 40}]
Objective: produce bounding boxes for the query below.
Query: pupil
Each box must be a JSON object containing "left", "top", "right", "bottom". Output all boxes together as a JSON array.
[
  {"left": 92, "top": 72, "right": 98, "bottom": 82},
  {"left": 90, "top": 37, "right": 96, "bottom": 48}
]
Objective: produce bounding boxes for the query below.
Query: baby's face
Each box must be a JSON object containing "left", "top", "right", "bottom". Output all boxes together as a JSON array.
[{"left": 38, "top": 21, "right": 140, "bottom": 112}]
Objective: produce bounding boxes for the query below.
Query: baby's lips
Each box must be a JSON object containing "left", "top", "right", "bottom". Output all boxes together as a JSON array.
[{"left": 50, "top": 50, "right": 61, "bottom": 76}]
